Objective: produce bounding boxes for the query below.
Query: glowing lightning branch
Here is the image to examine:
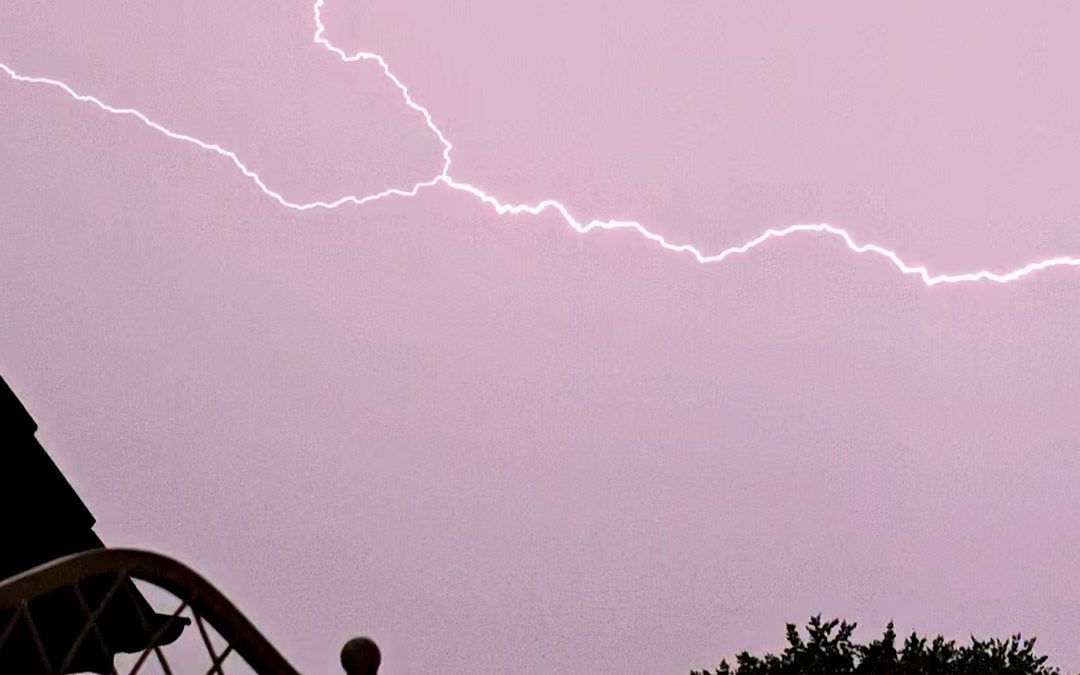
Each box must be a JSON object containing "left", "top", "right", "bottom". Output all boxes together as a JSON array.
[{"left": 3, "top": 0, "right": 1080, "bottom": 287}]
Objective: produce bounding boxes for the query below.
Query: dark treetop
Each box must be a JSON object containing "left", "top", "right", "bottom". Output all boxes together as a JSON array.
[{"left": 694, "top": 615, "right": 1068, "bottom": 675}]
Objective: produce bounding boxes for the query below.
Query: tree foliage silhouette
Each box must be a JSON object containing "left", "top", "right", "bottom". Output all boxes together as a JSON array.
[{"left": 693, "top": 615, "right": 1067, "bottom": 675}]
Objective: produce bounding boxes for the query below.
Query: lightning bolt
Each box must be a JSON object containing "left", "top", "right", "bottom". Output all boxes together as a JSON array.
[{"left": 3, "top": 0, "right": 1080, "bottom": 287}]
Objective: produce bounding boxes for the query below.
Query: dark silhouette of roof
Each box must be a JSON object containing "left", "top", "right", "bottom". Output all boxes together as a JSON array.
[
  {"left": 0, "top": 373, "right": 187, "bottom": 674},
  {"left": 0, "top": 374, "right": 94, "bottom": 537}
]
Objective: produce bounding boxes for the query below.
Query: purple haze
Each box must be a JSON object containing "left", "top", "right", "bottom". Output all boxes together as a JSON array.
[{"left": 2, "top": 1, "right": 1080, "bottom": 672}]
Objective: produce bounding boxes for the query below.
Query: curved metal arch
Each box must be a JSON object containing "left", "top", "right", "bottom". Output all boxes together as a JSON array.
[{"left": 0, "top": 548, "right": 299, "bottom": 674}]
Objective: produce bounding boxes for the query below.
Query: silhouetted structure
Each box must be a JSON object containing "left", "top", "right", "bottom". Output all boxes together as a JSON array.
[
  {"left": 341, "top": 636, "right": 382, "bottom": 675},
  {"left": 0, "top": 548, "right": 305, "bottom": 674},
  {"left": 0, "top": 373, "right": 187, "bottom": 673}
]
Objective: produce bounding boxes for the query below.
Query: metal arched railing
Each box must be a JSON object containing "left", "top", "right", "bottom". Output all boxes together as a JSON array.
[{"left": 0, "top": 548, "right": 300, "bottom": 674}]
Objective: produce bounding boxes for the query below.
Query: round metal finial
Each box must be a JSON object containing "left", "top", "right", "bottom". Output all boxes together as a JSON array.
[{"left": 340, "top": 636, "right": 382, "bottom": 675}]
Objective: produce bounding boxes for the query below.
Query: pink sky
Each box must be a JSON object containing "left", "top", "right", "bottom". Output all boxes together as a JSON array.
[{"left": 2, "top": 1, "right": 1080, "bottom": 672}]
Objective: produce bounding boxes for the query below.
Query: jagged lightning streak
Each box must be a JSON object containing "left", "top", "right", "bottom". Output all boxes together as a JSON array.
[{"left": 3, "top": 0, "right": 1080, "bottom": 287}]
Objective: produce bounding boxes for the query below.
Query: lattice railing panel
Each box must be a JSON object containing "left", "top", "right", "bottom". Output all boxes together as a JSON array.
[{"left": 0, "top": 550, "right": 298, "bottom": 675}]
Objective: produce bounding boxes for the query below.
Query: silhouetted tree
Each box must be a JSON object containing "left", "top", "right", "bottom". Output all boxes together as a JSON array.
[{"left": 693, "top": 615, "right": 1067, "bottom": 675}]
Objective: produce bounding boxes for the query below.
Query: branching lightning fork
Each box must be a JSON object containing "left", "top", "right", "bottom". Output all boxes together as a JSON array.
[{"left": 3, "top": 0, "right": 1080, "bottom": 287}]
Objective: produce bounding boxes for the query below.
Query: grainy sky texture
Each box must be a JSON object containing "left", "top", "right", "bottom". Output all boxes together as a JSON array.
[{"left": 2, "top": 2, "right": 1080, "bottom": 673}]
